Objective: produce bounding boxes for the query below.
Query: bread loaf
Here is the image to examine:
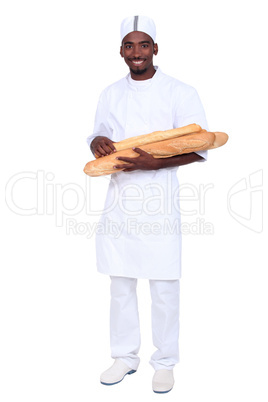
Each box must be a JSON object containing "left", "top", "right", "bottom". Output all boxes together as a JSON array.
[
  {"left": 140, "top": 130, "right": 214, "bottom": 158},
  {"left": 95, "top": 123, "right": 202, "bottom": 157},
  {"left": 84, "top": 130, "right": 225, "bottom": 177},
  {"left": 207, "top": 131, "right": 229, "bottom": 149}
]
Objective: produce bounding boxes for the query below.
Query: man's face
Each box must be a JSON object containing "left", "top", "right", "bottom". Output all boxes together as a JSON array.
[{"left": 120, "top": 31, "right": 158, "bottom": 80}]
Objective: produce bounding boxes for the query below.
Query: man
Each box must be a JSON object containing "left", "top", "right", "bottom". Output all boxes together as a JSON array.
[{"left": 87, "top": 15, "right": 208, "bottom": 393}]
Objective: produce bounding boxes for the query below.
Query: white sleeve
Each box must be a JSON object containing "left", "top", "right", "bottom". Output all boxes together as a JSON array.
[
  {"left": 86, "top": 92, "right": 112, "bottom": 148},
  {"left": 175, "top": 87, "right": 209, "bottom": 161}
]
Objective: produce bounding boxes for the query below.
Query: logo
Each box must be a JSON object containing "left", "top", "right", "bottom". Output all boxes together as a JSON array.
[{"left": 227, "top": 170, "right": 263, "bottom": 233}]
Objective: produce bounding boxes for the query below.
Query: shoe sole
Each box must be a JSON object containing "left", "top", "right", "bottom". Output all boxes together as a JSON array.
[
  {"left": 153, "top": 388, "right": 173, "bottom": 394},
  {"left": 100, "top": 370, "right": 136, "bottom": 386}
]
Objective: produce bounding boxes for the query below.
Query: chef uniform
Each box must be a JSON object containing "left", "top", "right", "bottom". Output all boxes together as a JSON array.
[{"left": 87, "top": 16, "right": 208, "bottom": 376}]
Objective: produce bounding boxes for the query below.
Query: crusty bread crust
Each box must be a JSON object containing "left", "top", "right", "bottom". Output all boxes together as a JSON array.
[
  {"left": 84, "top": 129, "right": 228, "bottom": 177},
  {"left": 95, "top": 123, "right": 202, "bottom": 158}
]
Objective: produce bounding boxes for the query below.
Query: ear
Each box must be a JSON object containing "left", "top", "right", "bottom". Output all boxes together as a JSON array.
[
  {"left": 120, "top": 46, "right": 124, "bottom": 57},
  {"left": 153, "top": 43, "right": 158, "bottom": 56}
]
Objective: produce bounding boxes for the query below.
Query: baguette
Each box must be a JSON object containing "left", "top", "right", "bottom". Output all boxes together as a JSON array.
[
  {"left": 207, "top": 131, "right": 229, "bottom": 149},
  {"left": 95, "top": 123, "right": 202, "bottom": 157},
  {"left": 84, "top": 130, "right": 216, "bottom": 177}
]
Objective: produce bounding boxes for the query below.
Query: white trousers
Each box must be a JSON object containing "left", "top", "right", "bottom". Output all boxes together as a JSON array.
[{"left": 110, "top": 276, "right": 180, "bottom": 371}]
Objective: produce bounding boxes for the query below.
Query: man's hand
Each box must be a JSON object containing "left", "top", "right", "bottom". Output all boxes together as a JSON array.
[
  {"left": 113, "top": 148, "right": 160, "bottom": 172},
  {"left": 90, "top": 136, "right": 117, "bottom": 157},
  {"left": 113, "top": 149, "right": 204, "bottom": 172}
]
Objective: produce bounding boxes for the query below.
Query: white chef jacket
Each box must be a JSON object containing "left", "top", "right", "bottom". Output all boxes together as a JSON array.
[{"left": 87, "top": 67, "right": 208, "bottom": 280}]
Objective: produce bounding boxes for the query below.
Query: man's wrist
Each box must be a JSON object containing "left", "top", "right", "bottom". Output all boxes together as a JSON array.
[
  {"left": 153, "top": 157, "right": 164, "bottom": 170},
  {"left": 153, "top": 152, "right": 204, "bottom": 170}
]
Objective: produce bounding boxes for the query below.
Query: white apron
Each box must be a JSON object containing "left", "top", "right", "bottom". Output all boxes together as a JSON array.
[{"left": 87, "top": 67, "right": 208, "bottom": 280}]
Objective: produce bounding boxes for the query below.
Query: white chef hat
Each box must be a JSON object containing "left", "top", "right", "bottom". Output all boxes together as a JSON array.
[{"left": 120, "top": 15, "right": 156, "bottom": 42}]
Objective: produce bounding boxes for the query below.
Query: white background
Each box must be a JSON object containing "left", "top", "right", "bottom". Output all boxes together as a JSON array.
[{"left": 1, "top": 0, "right": 267, "bottom": 401}]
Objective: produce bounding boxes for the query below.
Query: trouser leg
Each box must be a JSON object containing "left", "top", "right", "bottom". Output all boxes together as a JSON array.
[
  {"left": 110, "top": 276, "right": 141, "bottom": 370},
  {"left": 149, "top": 279, "right": 180, "bottom": 371}
]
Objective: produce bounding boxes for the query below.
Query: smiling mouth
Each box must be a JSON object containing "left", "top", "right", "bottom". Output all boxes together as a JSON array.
[{"left": 131, "top": 59, "right": 145, "bottom": 66}]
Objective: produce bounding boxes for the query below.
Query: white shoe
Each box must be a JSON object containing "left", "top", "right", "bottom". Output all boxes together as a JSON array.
[
  {"left": 152, "top": 369, "right": 174, "bottom": 393},
  {"left": 100, "top": 359, "right": 136, "bottom": 386}
]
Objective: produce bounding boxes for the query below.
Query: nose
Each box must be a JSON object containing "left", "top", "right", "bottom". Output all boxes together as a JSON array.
[{"left": 132, "top": 44, "right": 142, "bottom": 58}]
